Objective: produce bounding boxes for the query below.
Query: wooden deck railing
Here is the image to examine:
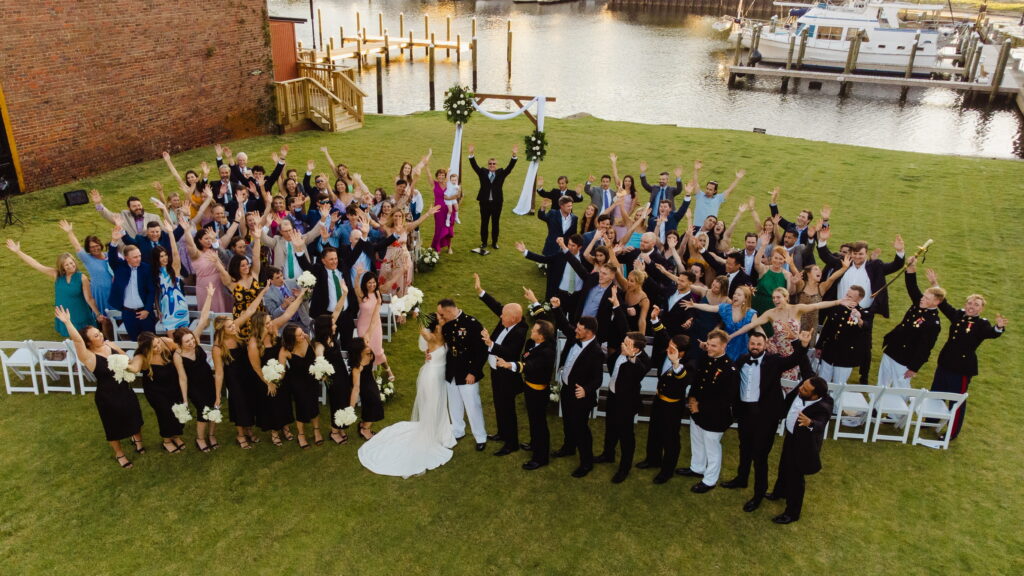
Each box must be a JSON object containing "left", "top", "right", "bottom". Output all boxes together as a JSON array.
[{"left": 275, "top": 76, "right": 344, "bottom": 131}]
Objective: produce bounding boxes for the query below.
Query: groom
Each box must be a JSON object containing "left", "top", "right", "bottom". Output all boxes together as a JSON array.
[{"left": 437, "top": 298, "right": 489, "bottom": 450}]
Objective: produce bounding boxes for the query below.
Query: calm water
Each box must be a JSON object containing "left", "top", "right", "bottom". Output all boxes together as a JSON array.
[{"left": 269, "top": 0, "right": 1024, "bottom": 159}]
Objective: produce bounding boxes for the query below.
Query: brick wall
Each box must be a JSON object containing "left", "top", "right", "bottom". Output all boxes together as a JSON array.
[{"left": 0, "top": 0, "right": 276, "bottom": 192}]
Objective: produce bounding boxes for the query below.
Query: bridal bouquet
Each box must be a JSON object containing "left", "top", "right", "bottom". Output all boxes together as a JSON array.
[
  {"left": 202, "top": 406, "right": 223, "bottom": 424},
  {"left": 309, "top": 355, "right": 335, "bottom": 384},
  {"left": 171, "top": 403, "right": 193, "bottom": 424},
  {"left": 389, "top": 286, "right": 425, "bottom": 319},
  {"left": 443, "top": 85, "right": 475, "bottom": 125},
  {"left": 297, "top": 271, "right": 317, "bottom": 300},
  {"left": 549, "top": 382, "right": 562, "bottom": 404},
  {"left": 333, "top": 406, "right": 357, "bottom": 427},
  {"left": 374, "top": 367, "right": 396, "bottom": 403},
  {"left": 107, "top": 354, "right": 138, "bottom": 384},
  {"left": 524, "top": 129, "right": 548, "bottom": 162},
  {"left": 262, "top": 359, "right": 286, "bottom": 384}
]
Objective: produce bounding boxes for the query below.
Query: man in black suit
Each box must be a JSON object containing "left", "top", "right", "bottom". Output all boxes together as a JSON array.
[
  {"left": 649, "top": 270, "right": 701, "bottom": 369},
  {"left": 296, "top": 246, "right": 353, "bottom": 349},
  {"left": 768, "top": 187, "right": 814, "bottom": 245},
  {"left": 724, "top": 329, "right": 814, "bottom": 513},
  {"left": 537, "top": 196, "right": 578, "bottom": 256},
  {"left": 536, "top": 175, "right": 583, "bottom": 205},
  {"left": 468, "top": 143, "right": 518, "bottom": 253},
  {"left": 716, "top": 251, "right": 754, "bottom": 298},
  {"left": 475, "top": 274, "right": 529, "bottom": 456},
  {"left": 781, "top": 229, "right": 816, "bottom": 272},
  {"left": 637, "top": 333, "right": 693, "bottom": 484},
  {"left": 517, "top": 236, "right": 587, "bottom": 323},
  {"left": 816, "top": 225, "right": 905, "bottom": 383},
  {"left": 596, "top": 326, "right": 651, "bottom": 484},
  {"left": 767, "top": 376, "right": 834, "bottom": 524},
  {"left": 500, "top": 314, "right": 557, "bottom": 470},
  {"left": 550, "top": 305, "right": 605, "bottom": 478},
  {"left": 638, "top": 162, "right": 684, "bottom": 210},
  {"left": 437, "top": 298, "right": 489, "bottom": 450},
  {"left": 680, "top": 329, "right": 739, "bottom": 493}
]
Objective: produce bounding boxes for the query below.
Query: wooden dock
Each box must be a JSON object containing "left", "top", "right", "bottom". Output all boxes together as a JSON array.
[{"left": 726, "top": 65, "right": 1020, "bottom": 95}]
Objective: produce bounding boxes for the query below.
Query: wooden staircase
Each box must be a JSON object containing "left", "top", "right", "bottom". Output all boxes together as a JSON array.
[{"left": 275, "top": 63, "right": 365, "bottom": 133}]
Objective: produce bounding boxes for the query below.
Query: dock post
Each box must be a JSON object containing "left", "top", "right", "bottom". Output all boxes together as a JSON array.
[
  {"left": 782, "top": 34, "right": 796, "bottom": 91},
  {"left": 339, "top": 27, "right": 345, "bottom": 48},
  {"left": 356, "top": 12, "right": 361, "bottom": 35},
  {"left": 425, "top": 15, "right": 431, "bottom": 56},
  {"left": 356, "top": 37, "right": 363, "bottom": 73},
  {"left": 901, "top": 33, "right": 920, "bottom": 99},
  {"left": 732, "top": 29, "right": 743, "bottom": 66},
  {"left": 989, "top": 39, "right": 1012, "bottom": 103},
  {"left": 748, "top": 25, "right": 761, "bottom": 66},
  {"left": 326, "top": 44, "right": 332, "bottom": 66},
  {"left": 456, "top": 33, "right": 462, "bottom": 63},
  {"left": 384, "top": 32, "right": 390, "bottom": 65},
  {"left": 429, "top": 45, "right": 436, "bottom": 111},
  {"left": 376, "top": 55, "right": 384, "bottom": 114},
  {"left": 409, "top": 32, "right": 414, "bottom": 60},
  {"left": 472, "top": 37, "right": 478, "bottom": 90},
  {"left": 507, "top": 21, "right": 513, "bottom": 79},
  {"left": 446, "top": 16, "right": 452, "bottom": 58},
  {"left": 963, "top": 34, "right": 977, "bottom": 75},
  {"left": 769, "top": 15, "right": 778, "bottom": 34},
  {"left": 472, "top": 17, "right": 477, "bottom": 38},
  {"left": 318, "top": 9, "right": 324, "bottom": 50},
  {"left": 796, "top": 27, "right": 809, "bottom": 69},
  {"left": 399, "top": 13, "right": 405, "bottom": 38},
  {"left": 378, "top": 12, "right": 383, "bottom": 37},
  {"left": 968, "top": 44, "right": 982, "bottom": 82}
]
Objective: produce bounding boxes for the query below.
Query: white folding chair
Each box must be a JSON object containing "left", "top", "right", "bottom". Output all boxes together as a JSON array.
[
  {"left": 114, "top": 341, "right": 144, "bottom": 394},
  {"left": 379, "top": 295, "right": 394, "bottom": 342},
  {"left": 832, "top": 384, "right": 880, "bottom": 441},
  {"left": 912, "top": 391, "right": 968, "bottom": 450},
  {"left": 872, "top": 387, "right": 925, "bottom": 444},
  {"left": 1, "top": 340, "right": 40, "bottom": 394},
  {"left": 105, "top": 309, "right": 130, "bottom": 343},
  {"left": 33, "top": 340, "right": 78, "bottom": 394}
]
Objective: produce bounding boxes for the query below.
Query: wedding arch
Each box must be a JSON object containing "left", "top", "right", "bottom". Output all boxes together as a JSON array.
[{"left": 444, "top": 89, "right": 556, "bottom": 215}]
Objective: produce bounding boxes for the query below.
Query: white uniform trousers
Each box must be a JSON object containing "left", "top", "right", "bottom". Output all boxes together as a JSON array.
[
  {"left": 448, "top": 379, "right": 488, "bottom": 443},
  {"left": 689, "top": 421, "right": 724, "bottom": 486}
]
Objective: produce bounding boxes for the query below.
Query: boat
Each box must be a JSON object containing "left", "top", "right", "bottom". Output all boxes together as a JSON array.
[
  {"left": 728, "top": 1, "right": 962, "bottom": 75},
  {"left": 537, "top": 0, "right": 580, "bottom": 4}
]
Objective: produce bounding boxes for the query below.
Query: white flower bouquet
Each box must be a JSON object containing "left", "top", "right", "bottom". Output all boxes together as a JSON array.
[
  {"left": 418, "top": 248, "right": 440, "bottom": 268},
  {"left": 550, "top": 382, "right": 562, "bottom": 404},
  {"left": 389, "top": 286, "right": 425, "bottom": 320},
  {"left": 107, "top": 354, "right": 138, "bottom": 384},
  {"left": 374, "top": 368, "right": 396, "bottom": 403},
  {"left": 172, "top": 402, "right": 193, "bottom": 424},
  {"left": 523, "top": 130, "right": 548, "bottom": 162},
  {"left": 309, "top": 355, "right": 335, "bottom": 383},
  {"left": 333, "top": 406, "right": 357, "bottom": 427},
  {"left": 262, "top": 359, "right": 286, "bottom": 384},
  {"left": 202, "top": 406, "right": 223, "bottom": 423},
  {"left": 297, "top": 270, "right": 317, "bottom": 300}
]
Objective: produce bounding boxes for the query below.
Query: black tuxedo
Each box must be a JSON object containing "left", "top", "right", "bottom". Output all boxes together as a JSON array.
[
  {"left": 479, "top": 291, "right": 529, "bottom": 449},
  {"left": 443, "top": 311, "right": 487, "bottom": 385},
  {"left": 524, "top": 249, "right": 587, "bottom": 318},
  {"left": 553, "top": 306, "right": 605, "bottom": 467},
  {"left": 601, "top": 343, "right": 651, "bottom": 475},
  {"left": 469, "top": 155, "right": 517, "bottom": 246},
  {"left": 650, "top": 290, "right": 701, "bottom": 370},
  {"left": 732, "top": 342, "right": 812, "bottom": 497},
  {"left": 572, "top": 274, "right": 618, "bottom": 346},
  {"left": 512, "top": 339, "right": 557, "bottom": 464},
  {"left": 773, "top": 390, "right": 833, "bottom": 520},
  {"left": 726, "top": 269, "right": 754, "bottom": 298},
  {"left": 537, "top": 208, "right": 578, "bottom": 256},
  {"left": 537, "top": 187, "right": 583, "bottom": 205}
]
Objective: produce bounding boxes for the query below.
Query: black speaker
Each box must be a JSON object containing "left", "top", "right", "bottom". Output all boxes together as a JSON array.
[{"left": 64, "top": 189, "right": 88, "bottom": 206}]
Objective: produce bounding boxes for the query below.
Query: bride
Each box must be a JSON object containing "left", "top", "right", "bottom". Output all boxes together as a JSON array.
[{"left": 358, "top": 314, "right": 456, "bottom": 477}]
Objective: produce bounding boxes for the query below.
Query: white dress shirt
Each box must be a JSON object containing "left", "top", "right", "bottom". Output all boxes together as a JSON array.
[
  {"left": 739, "top": 354, "right": 763, "bottom": 402},
  {"left": 561, "top": 336, "right": 594, "bottom": 386},
  {"left": 785, "top": 396, "right": 821, "bottom": 433}
]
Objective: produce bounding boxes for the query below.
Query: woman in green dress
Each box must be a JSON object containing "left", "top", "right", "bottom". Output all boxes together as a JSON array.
[
  {"left": 6, "top": 239, "right": 100, "bottom": 336},
  {"left": 751, "top": 237, "right": 793, "bottom": 316}
]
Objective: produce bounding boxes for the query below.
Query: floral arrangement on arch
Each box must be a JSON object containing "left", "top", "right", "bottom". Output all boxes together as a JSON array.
[
  {"left": 444, "top": 85, "right": 475, "bottom": 124},
  {"left": 524, "top": 129, "right": 548, "bottom": 162}
]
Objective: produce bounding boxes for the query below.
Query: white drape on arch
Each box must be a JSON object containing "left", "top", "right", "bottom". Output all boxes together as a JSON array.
[{"left": 447, "top": 96, "right": 546, "bottom": 216}]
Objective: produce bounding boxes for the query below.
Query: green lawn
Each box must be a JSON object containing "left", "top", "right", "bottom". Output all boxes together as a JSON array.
[{"left": 0, "top": 114, "right": 1021, "bottom": 574}]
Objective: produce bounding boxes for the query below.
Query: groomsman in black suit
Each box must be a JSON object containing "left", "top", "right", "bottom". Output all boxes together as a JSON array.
[
  {"left": 518, "top": 236, "right": 587, "bottom": 323},
  {"left": 767, "top": 376, "right": 834, "bottom": 524},
  {"left": 468, "top": 143, "right": 518, "bottom": 253},
  {"left": 437, "top": 298, "right": 490, "bottom": 450},
  {"left": 637, "top": 333, "right": 693, "bottom": 484},
  {"left": 550, "top": 302, "right": 605, "bottom": 478},
  {"left": 649, "top": 270, "right": 701, "bottom": 369},
  {"left": 680, "top": 330, "right": 739, "bottom": 493},
  {"left": 501, "top": 305, "right": 557, "bottom": 470},
  {"left": 924, "top": 268, "right": 1007, "bottom": 440},
  {"left": 722, "top": 252, "right": 754, "bottom": 298},
  {"left": 537, "top": 195, "right": 578, "bottom": 256},
  {"left": 724, "top": 329, "right": 813, "bottom": 513},
  {"left": 595, "top": 326, "right": 651, "bottom": 484},
  {"left": 769, "top": 187, "right": 815, "bottom": 245},
  {"left": 475, "top": 274, "right": 529, "bottom": 456},
  {"left": 536, "top": 175, "right": 583, "bottom": 205}
]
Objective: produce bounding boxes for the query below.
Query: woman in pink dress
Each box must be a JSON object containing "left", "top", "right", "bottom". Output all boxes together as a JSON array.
[
  {"left": 379, "top": 206, "right": 441, "bottom": 297},
  {"left": 430, "top": 168, "right": 455, "bottom": 253},
  {"left": 354, "top": 271, "right": 394, "bottom": 381},
  {"left": 183, "top": 226, "right": 232, "bottom": 313}
]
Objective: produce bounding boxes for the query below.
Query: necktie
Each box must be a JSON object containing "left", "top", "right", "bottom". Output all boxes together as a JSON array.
[
  {"left": 286, "top": 242, "right": 294, "bottom": 277},
  {"left": 656, "top": 186, "right": 665, "bottom": 207},
  {"left": 279, "top": 286, "right": 289, "bottom": 298},
  {"left": 568, "top": 264, "right": 577, "bottom": 293},
  {"left": 488, "top": 172, "right": 495, "bottom": 183},
  {"left": 332, "top": 270, "right": 343, "bottom": 302}
]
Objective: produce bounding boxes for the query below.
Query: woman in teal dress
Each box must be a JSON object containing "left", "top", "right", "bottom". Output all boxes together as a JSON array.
[
  {"left": 751, "top": 240, "right": 792, "bottom": 316},
  {"left": 6, "top": 240, "right": 100, "bottom": 336}
]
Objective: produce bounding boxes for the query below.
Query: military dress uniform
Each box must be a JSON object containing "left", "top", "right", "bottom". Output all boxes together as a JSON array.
[
  {"left": 878, "top": 273, "right": 941, "bottom": 388},
  {"left": 639, "top": 361, "right": 693, "bottom": 483},
  {"left": 687, "top": 353, "right": 739, "bottom": 489},
  {"left": 443, "top": 311, "right": 489, "bottom": 444},
  {"left": 817, "top": 305, "right": 872, "bottom": 385},
  {"left": 930, "top": 300, "right": 1005, "bottom": 439},
  {"left": 510, "top": 339, "right": 557, "bottom": 466}
]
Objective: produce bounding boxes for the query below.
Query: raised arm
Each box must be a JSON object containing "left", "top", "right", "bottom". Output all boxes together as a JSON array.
[
  {"left": 752, "top": 232, "right": 770, "bottom": 276},
  {"left": 5, "top": 239, "right": 57, "bottom": 280},
  {"left": 162, "top": 218, "right": 182, "bottom": 278},
  {"left": 610, "top": 153, "right": 622, "bottom": 189},
  {"left": 682, "top": 300, "right": 721, "bottom": 313},
  {"left": 162, "top": 151, "right": 187, "bottom": 191},
  {"left": 321, "top": 146, "right": 338, "bottom": 177},
  {"left": 249, "top": 229, "right": 262, "bottom": 280},
  {"left": 58, "top": 220, "right": 84, "bottom": 254},
  {"left": 406, "top": 205, "right": 441, "bottom": 232},
  {"left": 56, "top": 306, "right": 96, "bottom": 369},
  {"left": 721, "top": 198, "right": 752, "bottom": 247},
  {"left": 210, "top": 251, "right": 234, "bottom": 288},
  {"left": 236, "top": 284, "right": 271, "bottom": 328},
  {"left": 190, "top": 185, "right": 214, "bottom": 228},
  {"left": 727, "top": 310, "right": 771, "bottom": 340},
  {"left": 193, "top": 283, "right": 216, "bottom": 336},
  {"left": 719, "top": 169, "right": 746, "bottom": 201},
  {"left": 818, "top": 254, "right": 851, "bottom": 296}
]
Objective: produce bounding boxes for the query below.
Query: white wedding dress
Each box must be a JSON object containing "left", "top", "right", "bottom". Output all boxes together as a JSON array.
[{"left": 358, "top": 341, "right": 456, "bottom": 478}]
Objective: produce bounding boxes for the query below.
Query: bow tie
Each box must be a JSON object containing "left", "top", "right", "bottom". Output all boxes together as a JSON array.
[{"left": 746, "top": 356, "right": 763, "bottom": 366}]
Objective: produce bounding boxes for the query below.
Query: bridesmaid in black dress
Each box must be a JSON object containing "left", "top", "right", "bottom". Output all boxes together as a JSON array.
[
  {"left": 349, "top": 337, "right": 384, "bottom": 441},
  {"left": 212, "top": 285, "right": 272, "bottom": 449},
  {"left": 248, "top": 300, "right": 307, "bottom": 446},
  {"left": 280, "top": 324, "right": 323, "bottom": 448},
  {"left": 56, "top": 306, "right": 144, "bottom": 469},
  {"left": 134, "top": 332, "right": 187, "bottom": 453},
  {"left": 173, "top": 283, "right": 217, "bottom": 451},
  {"left": 312, "top": 314, "right": 352, "bottom": 445}
]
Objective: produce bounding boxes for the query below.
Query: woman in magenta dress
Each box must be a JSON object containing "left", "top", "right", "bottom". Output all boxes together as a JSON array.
[
  {"left": 354, "top": 271, "right": 394, "bottom": 382},
  {"left": 430, "top": 168, "right": 455, "bottom": 253}
]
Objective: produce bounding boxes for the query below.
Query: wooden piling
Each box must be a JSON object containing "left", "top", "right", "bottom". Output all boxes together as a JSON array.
[
  {"left": 399, "top": 13, "right": 405, "bottom": 38},
  {"left": 409, "top": 31, "right": 414, "bottom": 59},
  {"left": 384, "top": 32, "right": 390, "bottom": 65},
  {"left": 429, "top": 45, "right": 436, "bottom": 110},
  {"left": 425, "top": 15, "right": 431, "bottom": 55},
  {"left": 318, "top": 9, "right": 324, "bottom": 50},
  {"left": 376, "top": 55, "right": 384, "bottom": 113},
  {"left": 446, "top": 16, "right": 452, "bottom": 58},
  {"left": 356, "top": 12, "right": 361, "bottom": 34},
  {"left": 968, "top": 45, "right": 982, "bottom": 82},
  {"left": 507, "top": 21, "right": 513, "bottom": 79},
  {"left": 339, "top": 27, "right": 345, "bottom": 48},
  {"left": 901, "top": 33, "right": 920, "bottom": 99},
  {"left": 472, "top": 37, "right": 478, "bottom": 90},
  {"left": 472, "top": 17, "right": 477, "bottom": 38},
  {"left": 782, "top": 34, "right": 796, "bottom": 91},
  {"left": 796, "top": 28, "right": 809, "bottom": 69},
  {"left": 356, "top": 37, "right": 363, "bottom": 73},
  {"left": 326, "top": 44, "right": 332, "bottom": 65},
  {"left": 456, "top": 33, "right": 462, "bottom": 63},
  {"left": 378, "top": 12, "right": 383, "bottom": 37},
  {"left": 990, "top": 39, "right": 1012, "bottom": 103},
  {"left": 732, "top": 29, "right": 743, "bottom": 67}
]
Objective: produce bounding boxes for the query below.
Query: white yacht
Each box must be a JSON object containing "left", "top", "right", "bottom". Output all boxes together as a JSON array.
[{"left": 729, "top": 1, "right": 959, "bottom": 75}]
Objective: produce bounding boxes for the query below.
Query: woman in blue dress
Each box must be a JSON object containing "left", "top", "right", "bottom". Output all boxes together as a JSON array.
[
  {"left": 151, "top": 219, "right": 189, "bottom": 334},
  {"left": 683, "top": 285, "right": 757, "bottom": 361},
  {"left": 60, "top": 219, "right": 113, "bottom": 317},
  {"left": 6, "top": 239, "right": 99, "bottom": 337}
]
